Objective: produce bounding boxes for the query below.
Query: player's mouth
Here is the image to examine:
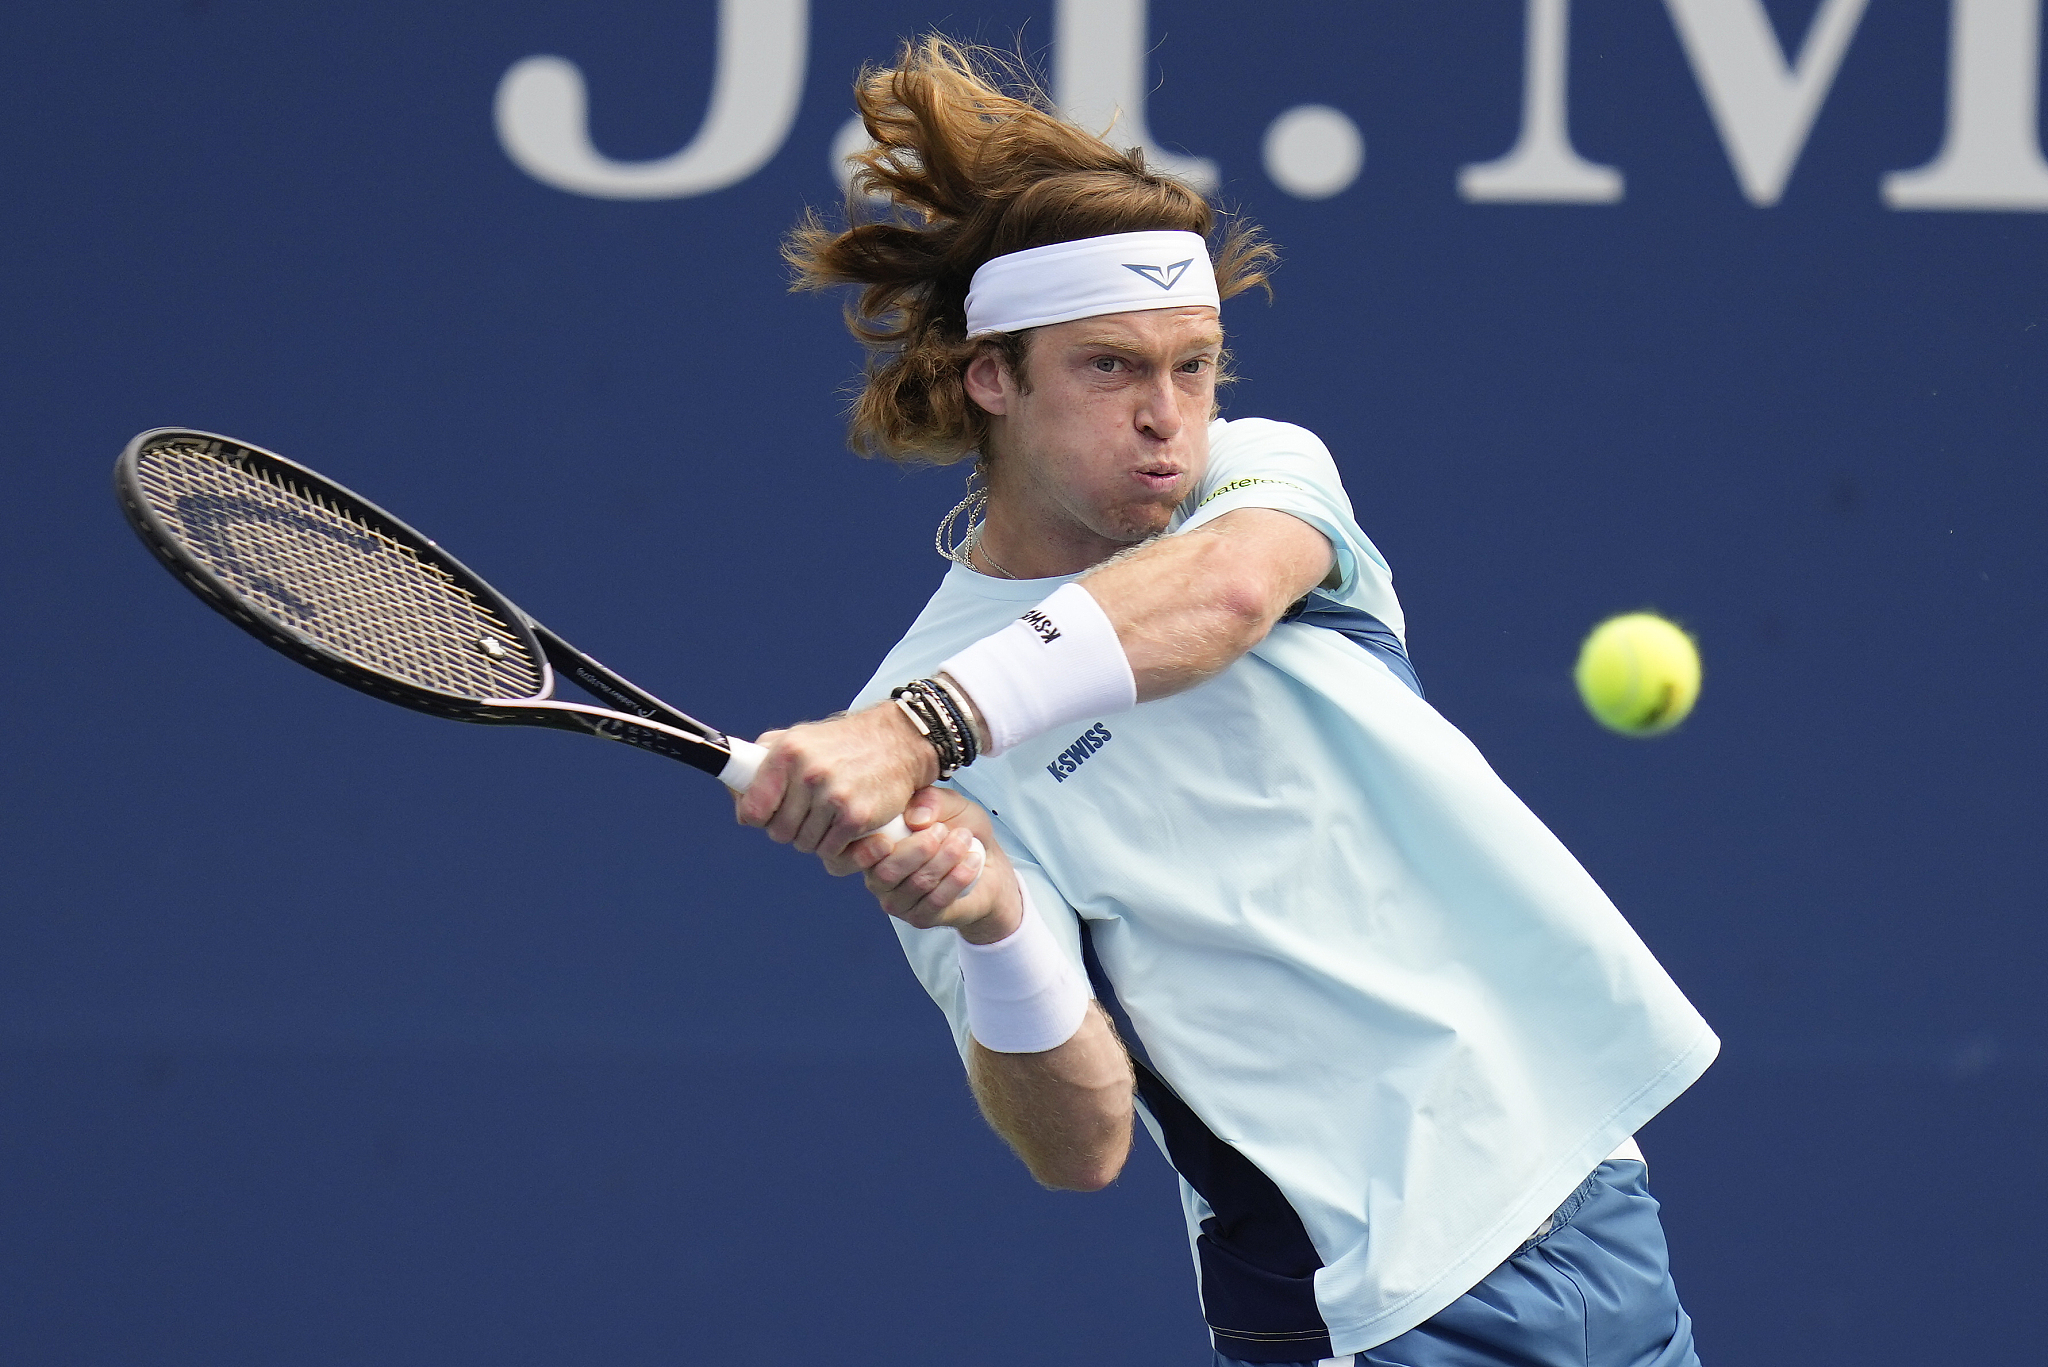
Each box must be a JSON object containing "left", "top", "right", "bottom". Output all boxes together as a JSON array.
[{"left": 1132, "top": 462, "right": 1185, "bottom": 492}]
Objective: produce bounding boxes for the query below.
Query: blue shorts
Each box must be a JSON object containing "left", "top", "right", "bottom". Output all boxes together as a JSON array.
[{"left": 1215, "top": 1160, "right": 1700, "bottom": 1367}]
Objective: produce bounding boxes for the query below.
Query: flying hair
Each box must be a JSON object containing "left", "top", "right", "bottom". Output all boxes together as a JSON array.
[{"left": 785, "top": 37, "right": 1277, "bottom": 464}]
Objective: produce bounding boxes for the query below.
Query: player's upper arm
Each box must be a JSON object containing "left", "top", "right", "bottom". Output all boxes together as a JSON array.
[
  {"left": 1196, "top": 506, "right": 1343, "bottom": 602},
  {"left": 1177, "top": 419, "right": 1391, "bottom": 608},
  {"left": 1194, "top": 506, "right": 1338, "bottom": 616}
]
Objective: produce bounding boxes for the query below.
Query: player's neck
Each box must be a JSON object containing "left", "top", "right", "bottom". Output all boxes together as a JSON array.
[{"left": 972, "top": 488, "right": 1131, "bottom": 580}]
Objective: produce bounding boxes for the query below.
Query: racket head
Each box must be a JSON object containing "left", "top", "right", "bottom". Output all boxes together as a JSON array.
[{"left": 115, "top": 428, "right": 552, "bottom": 719}]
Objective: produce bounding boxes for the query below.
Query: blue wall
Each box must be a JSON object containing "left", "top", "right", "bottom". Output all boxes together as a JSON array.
[{"left": 5, "top": 2, "right": 2043, "bottom": 1362}]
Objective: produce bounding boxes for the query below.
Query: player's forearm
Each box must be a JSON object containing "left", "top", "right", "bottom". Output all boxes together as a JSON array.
[
  {"left": 967, "top": 1004, "right": 1134, "bottom": 1192},
  {"left": 754, "top": 514, "right": 1329, "bottom": 850},
  {"left": 928, "top": 510, "right": 1333, "bottom": 765},
  {"left": 1082, "top": 511, "right": 1329, "bottom": 700}
]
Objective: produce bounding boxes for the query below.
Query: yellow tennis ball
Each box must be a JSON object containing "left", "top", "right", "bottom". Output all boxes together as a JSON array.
[{"left": 1574, "top": 612, "right": 1701, "bottom": 736}]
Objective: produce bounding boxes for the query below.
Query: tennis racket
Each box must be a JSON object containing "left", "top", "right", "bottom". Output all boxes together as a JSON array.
[{"left": 114, "top": 426, "right": 913, "bottom": 842}]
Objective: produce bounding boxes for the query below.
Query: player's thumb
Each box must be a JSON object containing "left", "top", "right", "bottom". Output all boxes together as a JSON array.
[{"left": 903, "top": 784, "right": 954, "bottom": 830}]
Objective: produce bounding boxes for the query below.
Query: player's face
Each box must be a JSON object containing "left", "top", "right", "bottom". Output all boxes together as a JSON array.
[{"left": 979, "top": 306, "right": 1222, "bottom": 563}]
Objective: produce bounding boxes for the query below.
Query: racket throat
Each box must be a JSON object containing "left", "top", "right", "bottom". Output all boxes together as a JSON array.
[
  {"left": 502, "top": 698, "right": 732, "bottom": 776},
  {"left": 530, "top": 623, "right": 722, "bottom": 739}
]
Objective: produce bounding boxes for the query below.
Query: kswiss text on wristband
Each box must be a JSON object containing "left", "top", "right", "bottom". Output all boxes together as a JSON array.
[{"left": 938, "top": 582, "right": 1137, "bottom": 757}]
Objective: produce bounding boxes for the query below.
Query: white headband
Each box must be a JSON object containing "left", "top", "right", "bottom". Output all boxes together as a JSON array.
[{"left": 962, "top": 230, "right": 1220, "bottom": 338}]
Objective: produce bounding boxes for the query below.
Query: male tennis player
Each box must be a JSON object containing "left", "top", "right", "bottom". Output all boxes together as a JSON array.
[{"left": 736, "top": 40, "right": 1716, "bottom": 1367}]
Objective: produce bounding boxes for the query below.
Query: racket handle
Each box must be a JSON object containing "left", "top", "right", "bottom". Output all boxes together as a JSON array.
[
  {"left": 717, "top": 736, "right": 769, "bottom": 793},
  {"left": 718, "top": 738, "right": 926, "bottom": 846}
]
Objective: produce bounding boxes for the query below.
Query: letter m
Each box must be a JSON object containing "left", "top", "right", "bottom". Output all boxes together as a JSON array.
[{"left": 1664, "top": 0, "right": 1872, "bottom": 205}]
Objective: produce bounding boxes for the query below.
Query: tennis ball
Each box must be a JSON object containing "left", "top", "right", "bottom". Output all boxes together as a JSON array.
[{"left": 1573, "top": 612, "right": 1700, "bottom": 736}]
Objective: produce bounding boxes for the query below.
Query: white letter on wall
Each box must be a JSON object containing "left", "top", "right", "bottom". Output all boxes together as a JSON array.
[
  {"left": 1055, "top": 0, "right": 1218, "bottom": 192},
  {"left": 1884, "top": 0, "right": 2048, "bottom": 209},
  {"left": 1663, "top": 0, "right": 1871, "bottom": 207},
  {"left": 1460, "top": 0, "right": 1624, "bottom": 202},
  {"left": 494, "top": 0, "right": 807, "bottom": 199}
]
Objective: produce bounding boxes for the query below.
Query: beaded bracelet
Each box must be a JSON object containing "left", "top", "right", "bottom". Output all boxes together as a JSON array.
[
  {"left": 913, "top": 679, "right": 973, "bottom": 772},
  {"left": 890, "top": 695, "right": 952, "bottom": 778},
  {"left": 891, "top": 677, "right": 979, "bottom": 779},
  {"left": 916, "top": 678, "right": 980, "bottom": 769},
  {"left": 892, "top": 684, "right": 958, "bottom": 779},
  {"left": 893, "top": 691, "right": 959, "bottom": 778},
  {"left": 921, "top": 678, "right": 981, "bottom": 764}
]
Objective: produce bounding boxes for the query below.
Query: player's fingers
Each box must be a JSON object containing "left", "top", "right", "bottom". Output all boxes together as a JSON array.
[
  {"left": 866, "top": 823, "right": 946, "bottom": 900},
  {"left": 735, "top": 732, "right": 792, "bottom": 828},
  {"left": 913, "top": 828, "right": 987, "bottom": 915},
  {"left": 818, "top": 802, "right": 887, "bottom": 863},
  {"left": 884, "top": 822, "right": 948, "bottom": 885},
  {"left": 789, "top": 792, "right": 841, "bottom": 855},
  {"left": 759, "top": 789, "right": 802, "bottom": 844},
  {"left": 764, "top": 768, "right": 823, "bottom": 845},
  {"left": 903, "top": 785, "right": 948, "bottom": 830},
  {"left": 942, "top": 840, "right": 990, "bottom": 910},
  {"left": 735, "top": 774, "right": 783, "bottom": 828},
  {"left": 825, "top": 831, "right": 894, "bottom": 878},
  {"left": 850, "top": 830, "right": 896, "bottom": 869},
  {"left": 895, "top": 826, "right": 978, "bottom": 919},
  {"left": 907, "top": 787, "right": 994, "bottom": 849}
]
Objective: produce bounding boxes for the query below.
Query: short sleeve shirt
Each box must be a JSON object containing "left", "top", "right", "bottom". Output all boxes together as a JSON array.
[{"left": 852, "top": 416, "right": 1717, "bottom": 1353}]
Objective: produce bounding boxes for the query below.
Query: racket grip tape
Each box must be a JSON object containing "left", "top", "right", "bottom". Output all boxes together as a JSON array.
[{"left": 721, "top": 738, "right": 983, "bottom": 855}]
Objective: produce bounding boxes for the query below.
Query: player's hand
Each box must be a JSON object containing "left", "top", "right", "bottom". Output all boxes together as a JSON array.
[
  {"left": 847, "top": 786, "right": 1022, "bottom": 944},
  {"left": 734, "top": 703, "right": 938, "bottom": 860}
]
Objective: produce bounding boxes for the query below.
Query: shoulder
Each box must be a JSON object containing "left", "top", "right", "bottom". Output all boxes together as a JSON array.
[
  {"left": 1178, "top": 415, "right": 1399, "bottom": 616},
  {"left": 1179, "top": 416, "right": 1352, "bottom": 524},
  {"left": 1196, "top": 418, "right": 1343, "bottom": 495},
  {"left": 1210, "top": 415, "right": 1332, "bottom": 455},
  {"left": 1207, "top": 416, "right": 1336, "bottom": 468}
]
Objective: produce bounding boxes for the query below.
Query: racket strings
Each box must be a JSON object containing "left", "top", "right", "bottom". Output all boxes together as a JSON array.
[{"left": 136, "top": 439, "right": 545, "bottom": 701}]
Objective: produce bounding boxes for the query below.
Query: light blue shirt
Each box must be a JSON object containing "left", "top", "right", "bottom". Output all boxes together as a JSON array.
[{"left": 853, "top": 417, "right": 1717, "bottom": 1353}]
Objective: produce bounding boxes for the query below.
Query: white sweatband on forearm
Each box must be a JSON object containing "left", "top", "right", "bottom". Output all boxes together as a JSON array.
[
  {"left": 939, "top": 581, "right": 1136, "bottom": 757},
  {"left": 958, "top": 876, "right": 1093, "bottom": 1054}
]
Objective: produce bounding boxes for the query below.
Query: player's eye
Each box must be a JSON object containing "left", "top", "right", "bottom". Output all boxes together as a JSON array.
[{"left": 1092, "top": 355, "right": 1124, "bottom": 372}]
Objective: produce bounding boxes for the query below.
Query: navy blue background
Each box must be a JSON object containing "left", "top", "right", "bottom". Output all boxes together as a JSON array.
[{"left": 5, "top": 2, "right": 2043, "bottom": 1362}]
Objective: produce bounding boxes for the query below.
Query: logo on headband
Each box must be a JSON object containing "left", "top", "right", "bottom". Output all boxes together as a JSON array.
[{"left": 1122, "top": 258, "right": 1195, "bottom": 291}]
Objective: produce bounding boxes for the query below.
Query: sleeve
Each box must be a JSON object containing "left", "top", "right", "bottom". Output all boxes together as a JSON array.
[
  {"left": 1177, "top": 418, "right": 1403, "bottom": 635},
  {"left": 888, "top": 809, "right": 1092, "bottom": 1067}
]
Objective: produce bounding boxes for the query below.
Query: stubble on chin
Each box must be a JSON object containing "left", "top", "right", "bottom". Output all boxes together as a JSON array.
[{"left": 1101, "top": 495, "right": 1183, "bottom": 545}]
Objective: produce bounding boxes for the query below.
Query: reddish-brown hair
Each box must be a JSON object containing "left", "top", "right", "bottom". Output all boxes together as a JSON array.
[{"left": 785, "top": 37, "right": 1276, "bottom": 464}]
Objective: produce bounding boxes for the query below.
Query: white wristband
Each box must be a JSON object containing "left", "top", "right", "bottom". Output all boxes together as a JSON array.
[
  {"left": 939, "top": 582, "right": 1136, "bottom": 757},
  {"left": 958, "top": 877, "right": 1092, "bottom": 1053}
]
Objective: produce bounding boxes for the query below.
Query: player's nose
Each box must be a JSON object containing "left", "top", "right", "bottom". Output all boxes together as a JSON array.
[{"left": 1133, "top": 369, "right": 1182, "bottom": 440}]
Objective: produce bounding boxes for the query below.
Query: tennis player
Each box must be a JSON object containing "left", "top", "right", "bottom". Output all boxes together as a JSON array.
[{"left": 736, "top": 40, "right": 1716, "bottom": 1367}]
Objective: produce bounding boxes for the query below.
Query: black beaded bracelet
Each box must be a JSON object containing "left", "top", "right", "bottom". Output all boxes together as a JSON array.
[
  {"left": 914, "top": 679, "right": 974, "bottom": 772},
  {"left": 916, "top": 677, "right": 981, "bottom": 768},
  {"left": 892, "top": 681, "right": 965, "bottom": 779}
]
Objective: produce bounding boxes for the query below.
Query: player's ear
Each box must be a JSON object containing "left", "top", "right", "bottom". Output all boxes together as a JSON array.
[{"left": 963, "top": 347, "right": 1012, "bottom": 416}]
